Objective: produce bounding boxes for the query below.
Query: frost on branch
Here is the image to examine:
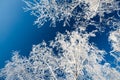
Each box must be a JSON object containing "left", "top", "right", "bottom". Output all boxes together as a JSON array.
[
  {"left": 23, "top": 0, "right": 120, "bottom": 30},
  {"left": 109, "top": 29, "right": 120, "bottom": 72},
  {"left": 98, "top": 0, "right": 120, "bottom": 14},
  {"left": 0, "top": 0, "right": 120, "bottom": 80},
  {"left": 23, "top": 0, "right": 100, "bottom": 27},
  {"left": 0, "top": 29, "right": 120, "bottom": 80}
]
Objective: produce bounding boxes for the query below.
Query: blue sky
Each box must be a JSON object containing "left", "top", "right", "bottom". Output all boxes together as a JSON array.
[
  {"left": 0, "top": 0, "right": 44, "bottom": 68},
  {"left": 0, "top": 0, "right": 73, "bottom": 68}
]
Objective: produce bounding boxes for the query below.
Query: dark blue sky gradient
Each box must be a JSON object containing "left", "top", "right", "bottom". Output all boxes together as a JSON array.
[
  {"left": 0, "top": 0, "right": 73, "bottom": 68},
  {"left": 0, "top": 0, "right": 36, "bottom": 68}
]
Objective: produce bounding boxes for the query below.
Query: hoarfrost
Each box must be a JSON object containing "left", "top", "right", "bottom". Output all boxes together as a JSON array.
[
  {"left": 0, "top": 28, "right": 120, "bottom": 80},
  {"left": 23, "top": 0, "right": 101, "bottom": 27},
  {"left": 0, "top": 0, "right": 120, "bottom": 80}
]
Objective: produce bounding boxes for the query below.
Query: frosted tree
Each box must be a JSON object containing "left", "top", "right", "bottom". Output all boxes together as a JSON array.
[
  {"left": 50, "top": 27, "right": 120, "bottom": 80},
  {"left": 23, "top": 0, "right": 120, "bottom": 31},
  {"left": 23, "top": 0, "right": 101, "bottom": 27},
  {"left": 0, "top": 0, "right": 120, "bottom": 80},
  {"left": 0, "top": 28, "right": 120, "bottom": 80}
]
